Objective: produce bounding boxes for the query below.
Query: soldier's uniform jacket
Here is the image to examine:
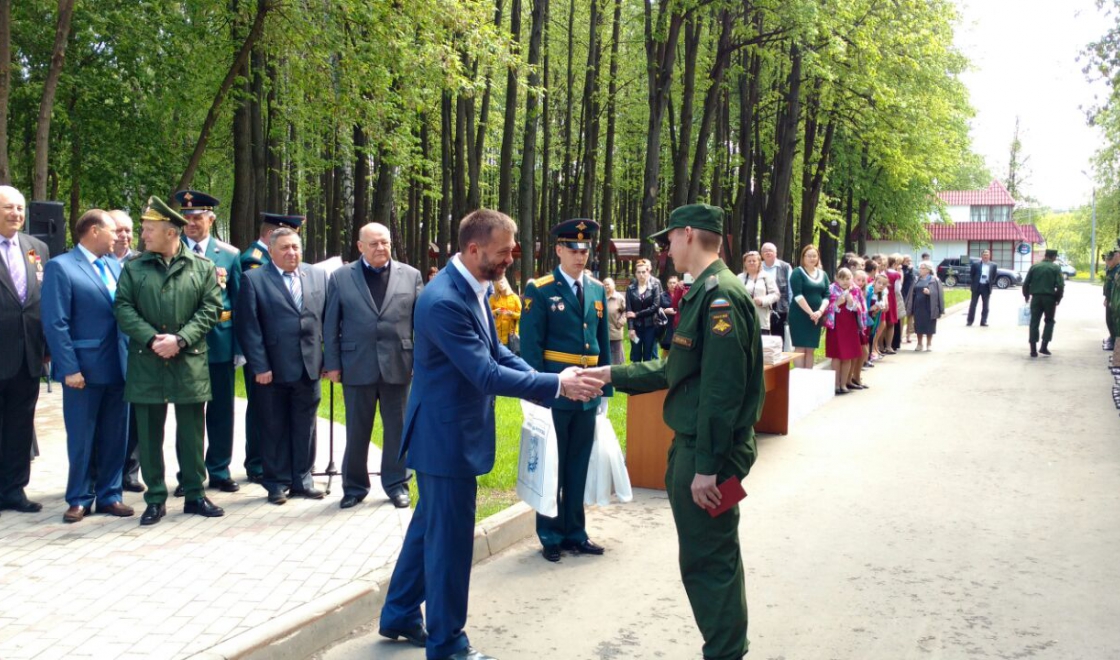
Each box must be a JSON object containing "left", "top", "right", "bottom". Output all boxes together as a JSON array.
[
  {"left": 114, "top": 246, "right": 223, "bottom": 405},
  {"left": 611, "top": 259, "right": 764, "bottom": 477},
  {"left": 185, "top": 236, "right": 242, "bottom": 364},
  {"left": 1023, "top": 260, "right": 1065, "bottom": 302},
  {"left": 521, "top": 266, "right": 613, "bottom": 411},
  {"left": 240, "top": 240, "right": 272, "bottom": 273}
]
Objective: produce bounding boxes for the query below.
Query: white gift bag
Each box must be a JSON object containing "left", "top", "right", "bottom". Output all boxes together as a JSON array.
[
  {"left": 517, "top": 400, "right": 559, "bottom": 517},
  {"left": 584, "top": 403, "right": 633, "bottom": 506},
  {"left": 1017, "top": 304, "right": 1031, "bottom": 327}
]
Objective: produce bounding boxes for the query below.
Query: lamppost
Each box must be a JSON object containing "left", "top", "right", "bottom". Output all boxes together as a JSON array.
[{"left": 1083, "top": 170, "right": 1099, "bottom": 283}]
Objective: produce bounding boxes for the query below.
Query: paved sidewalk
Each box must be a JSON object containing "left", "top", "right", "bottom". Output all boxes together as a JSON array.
[{"left": 0, "top": 389, "right": 411, "bottom": 660}]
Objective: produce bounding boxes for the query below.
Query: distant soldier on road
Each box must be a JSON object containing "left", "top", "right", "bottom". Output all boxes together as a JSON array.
[{"left": 1023, "top": 248, "right": 1065, "bottom": 358}]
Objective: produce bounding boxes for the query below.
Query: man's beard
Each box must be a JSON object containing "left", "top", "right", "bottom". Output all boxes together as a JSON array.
[{"left": 479, "top": 252, "right": 507, "bottom": 281}]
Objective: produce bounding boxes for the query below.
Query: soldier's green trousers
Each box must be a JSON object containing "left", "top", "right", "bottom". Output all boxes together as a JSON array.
[
  {"left": 135, "top": 403, "right": 206, "bottom": 505},
  {"left": 1029, "top": 294, "right": 1057, "bottom": 344},
  {"left": 536, "top": 408, "right": 596, "bottom": 546},
  {"left": 666, "top": 441, "right": 748, "bottom": 660}
]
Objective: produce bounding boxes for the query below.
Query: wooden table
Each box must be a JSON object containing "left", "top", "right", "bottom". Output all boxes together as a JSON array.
[{"left": 625, "top": 352, "right": 797, "bottom": 490}]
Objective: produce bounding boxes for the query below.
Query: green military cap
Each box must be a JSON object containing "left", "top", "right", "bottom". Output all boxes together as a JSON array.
[
  {"left": 140, "top": 195, "right": 187, "bottom": 227},
  {"left": 551, "top": 218, "right": 599, "bottom": 249},
  {"left": 1044, "top": 249, "right": 1058, "bottom": 259},
  {"left": 648, "top": 203, "right": 724, "bottom": 246}
]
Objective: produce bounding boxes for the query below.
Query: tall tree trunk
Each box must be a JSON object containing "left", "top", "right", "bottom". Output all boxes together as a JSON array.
[
  {"left": 670, "top": 16, "right": 701, "bottom": 208},
  {"left": 231, "top": 59, "right": 254, "bottom": 249},
  {"left": 687, "top": 8, "right": 734, "bottom": 204},
  {"left": 453, "top": 94, "right": 467, "bottom": 239},
  {"left": 560, "top": 0, "right": 576, "bottom": 221},
  {"left": 439, "top": 92, "right": 453, "bottom": 266},
  {"left": 420, "top": 116, "right": 433, "bottom": 273},
  {"left": 598, "top": 0, "right": 622, "bottom": 278},
  {"left": 285, "top": 122, "right": 298, "bottom": 215},
  {"left": 472, "top": 0, "right": 504, "bottom": 211},
  {"left": 578, "top": 0, "right": 603, "bottom": 217},
  {"left": 763, "top": 44, "right": 802, "bottom": 258},
  {"left": 250, "top": 49, "right": 267, "bottom": 222},
  {"left": 735, "top": 46, "right": 759, "bottom": 256},
  {"left": 0, "top": 0, "right": 11, "bottom": 184},
  {"left": 266, "top": 58, "right": 282, "bottom": 212},
  {"left": 797, "top": 81, "right": 821, "bottom": 252},
  {"left": 32, "top": 0, "right": 76, "bottom": 200},
  {"left": 538, "top": 0, "right": 552, "bottom": 271},
  {"left": 498, "top": 0, "right": 522, "bottom": 213},
  {"left": 372, "top": 149, "right": 395, "bottom": 226},
  {"left": 67, "top": 115, "right": 80, "bottom": 230},
  {"left": 710, "top": 88, "right": 728, "bottom": 210},
  {"left": 518, "top": 0, "right": 546, "bottom": 288},
  {"left": 352, "top": 124, "right": 369, "bottom": 259}
]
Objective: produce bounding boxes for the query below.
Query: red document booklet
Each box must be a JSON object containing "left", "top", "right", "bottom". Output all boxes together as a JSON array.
[{"left": 707, "top": 478, "right": 747, "bottom": 518}]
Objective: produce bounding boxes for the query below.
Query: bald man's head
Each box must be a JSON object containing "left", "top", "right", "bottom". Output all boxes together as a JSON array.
[{"left": 358, "top": 222, "right": 392, "bottom": 268}]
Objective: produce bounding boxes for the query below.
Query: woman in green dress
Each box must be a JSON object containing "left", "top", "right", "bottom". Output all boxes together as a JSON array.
[{"left": 788, "top": 244, "right": 831, "bottom": 368}]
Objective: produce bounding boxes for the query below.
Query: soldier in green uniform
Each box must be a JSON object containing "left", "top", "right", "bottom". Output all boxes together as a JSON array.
[
  {"left": 114, "top": 196, "right": 225, "bottom": 525},
  {"left": 1103, "top": 249, "right": 1120, "bottom": 352},
  {"left": 586, "top": 204, "right": 763, "bottom": 660},
  {"left": 1023, "top": 248, "right": 1066, "bottom": 358},
  {"left": 520, "top": 218, "right": 613, "bottom": 563},
  {"left": 175, "top": 190, "right": 242, "bottom": 493},
  {"left": 238, "top": 214, "right": 290, "bottom": 483}
]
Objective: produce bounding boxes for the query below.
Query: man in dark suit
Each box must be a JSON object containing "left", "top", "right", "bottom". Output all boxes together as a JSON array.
[
  {"left": 0, "top": 185, "right": 49, "bottom": 514},
  {"left": 377, "top": 209, "right": 603, "bottom": 660},
  {"left": 41, "top": 209, "right": 134, "bottom": 523},
  {"left": 968, "top": 249, "right": 998, "bottom": 327},
  {"left": 235, "top": 221, "right": 328, "bottom": 504},
  {"left": 108, "top": 209, "right": 144, "bottom": 492},
  {"left": 323, "top": 222, "right": 423, "bottom": 510}
]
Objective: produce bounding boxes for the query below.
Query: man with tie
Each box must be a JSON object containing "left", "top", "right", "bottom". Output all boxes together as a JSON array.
[
  {"left": 239, "top": 213, "right": 293, "bottom": 484},
  {"left": 114, "top": 196, "right": 225, "bottom": 526},
  {"left": 324, "top": 222, "right": 423, "bottom": 509},
  {"left": 0, "top": 185, "right": 50, "bottom": 515},
  {"left": 174, "top": 189, "right": 243, "bottom": 494},
  {"left": 967, "top": 250, "right": 998, "bottom": 327},
  {"left": 520, "top": 218, "right": 613, "bottom": 562},
  {"left": 235, "top": 221, "right": 329, "bottom": 505},
  {"left": 41, "top": 209, "right": 133, "bottom": 523},
  {"left": 377, "top": 209, "right": 603, "bottom": 660},
  {"left": 109, "top": 209, "right": 144, "bottom": 492}
]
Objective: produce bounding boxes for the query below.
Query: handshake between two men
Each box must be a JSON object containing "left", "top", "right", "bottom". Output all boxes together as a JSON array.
[{"left": 556, "top": 366, "right": 613, "bottom": 402}]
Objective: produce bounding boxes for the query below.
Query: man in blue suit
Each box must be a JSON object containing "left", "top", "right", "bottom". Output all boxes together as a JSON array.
[
  {"left": 377, "top": 209, "right": 604, "bottom": 660},
  {"left": 41, "top": 209, "right": 133, "bottom": 523}
]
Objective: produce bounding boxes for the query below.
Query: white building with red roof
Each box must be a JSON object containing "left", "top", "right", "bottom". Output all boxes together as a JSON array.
[{"left": 865, "top": 179, "right": 1045, "bottom": 275}]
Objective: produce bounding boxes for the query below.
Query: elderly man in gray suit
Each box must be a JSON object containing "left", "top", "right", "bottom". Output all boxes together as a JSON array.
[{"left": 324, "top": 223, "right": 423, "bottom": 509}]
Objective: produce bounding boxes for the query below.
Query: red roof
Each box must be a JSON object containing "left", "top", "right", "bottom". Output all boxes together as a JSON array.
[
  {"left": 1018, "top": 224, "right": 1044, "bottom": 244},
  {"left": 936, "top": 180, "right": 1016, "bottom": 207},
  {"left": 927, "top": 222, "right": 1025, "bottom": 242}
]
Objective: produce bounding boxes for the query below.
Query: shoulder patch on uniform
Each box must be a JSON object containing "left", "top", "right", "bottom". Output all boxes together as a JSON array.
[
  {"left": 534, "top": 274, "right": 555, "bottom": 287},
  {"left": 672, "top": 334, "right": 694, "bottom": 348},
  {"left": 251, "top": 248, "right": 263, "bottom": 260},
  {"left": 524, "top": 297, "right": 533, "bottom": 312},
  {"left": 711, "top": 312, "right": 733, "bottom": 336},
  {"left": 710, "top": 298, "right": 731, "bottom": 309}
]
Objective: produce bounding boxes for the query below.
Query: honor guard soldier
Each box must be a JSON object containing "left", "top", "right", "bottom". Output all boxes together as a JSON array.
[
  {"left": 239, "top": 213, "right": 300, "bottom": 483},
  {"left": 520, "top": 218, "right": 613, "bottom": 563},
  {"left": 174, "top": 190, "right": 242, "bottom": 494},
  {"left": 114, "top": 196, "right": 225, "bottom": 525},
  {"left": 585, "top": 204, "right": 764, "bottom": 660},
  {"left": 1023, "top": 248, "right": 1065, "bottom": 358}
]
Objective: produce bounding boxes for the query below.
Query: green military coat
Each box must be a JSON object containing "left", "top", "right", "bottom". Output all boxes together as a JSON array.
[
  {"left": 1109, "top": 266, "right": 1120, "bottom": 328},
  {"left": 1023, "top": 260, "right": 1065, "bottom": 302},
  {"left": 611, "top": 259, "right": 764, "bottom": 477},
  {"left": 114, "top": 245, "right": 223, "bottom": 404},
  {"left": 520, "top": 266, "right": 614, "bottom": 411},
  {"left": 184, "top": 236, "right": 242, "bottom": 363}
]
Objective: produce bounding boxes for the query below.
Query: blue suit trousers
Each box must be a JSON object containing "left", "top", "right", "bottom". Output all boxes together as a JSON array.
[
  {"left": 63, "top": 383, "right": 127, "bottom": 507},
  {"left": 381, "top": 471, "right": 477, "bottom": 659}
]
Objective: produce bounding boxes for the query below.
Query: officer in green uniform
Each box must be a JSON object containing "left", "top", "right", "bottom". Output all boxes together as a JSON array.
[
  {"left": 586, "top": 204, "right": 763, "bottom": 660},
  {"left": 520, "top": 218, "right": 613, "bottom": 563},
  {"left": 1023, "top": 248, "right": 1066, "bottom": 358},
  {"left": 175, "top": 190, "right": 242, "bottom": 493},
  {"left": 1103, "top": 249, "right": 1120, "bottom": 351},
  {"left": 238, "top": 213, "right": 289, "bottom": 483},
  {"left": 114, "top": 196, "right": 225, "bottom": 525}
]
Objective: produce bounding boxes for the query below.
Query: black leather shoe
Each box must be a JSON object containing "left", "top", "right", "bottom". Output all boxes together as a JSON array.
[
  {"left": 379, "top": 622, "right": 428, "bottom": 647},
  {"left": 290, "top": 487, "right": 325, "bottom": 500},
  {"left": 122, "top": 479, "right": 146, "bottom": 493},
  {"left": 184, "top": 497, "right": 225, "bottom": 517},
  {"left": 561, "top": 539, "right": 605, "bottom": 555},
  {"left": 140, "top": 503, "right": 166, "bottom": 526},
  {"left": 0, "top": 498, "right": 43, "bottom": 513},
  {"left": 1040, "top": 342, "right": 1051, "bottom": 356},
  {"left": 173, "top": 485, "right": 184, "bottom": 498},
  {"left": 268, "top": 489, "right": 288, "bottom": 505},
  {"left": 340, "top": 495, "right": 362, "bottom": 509},
  {"left": 439, "top": 647, "right": 498, "bottom": 660},
  {"left": 542, "top": 545, "right": 561, "bottom": 562},
  {"left": 210, "top": 477, "right": 240, "bottom": 493},
  {"left": 247, "top": 473, "right": 264, "bottom": 484},
  {"left": 390, "top": 490, "right": 410, "bottom": 508}
]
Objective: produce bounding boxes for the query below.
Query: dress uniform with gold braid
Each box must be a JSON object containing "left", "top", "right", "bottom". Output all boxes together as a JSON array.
[{"left": 520, "top": 218, "right": 613, "bottom": 561}]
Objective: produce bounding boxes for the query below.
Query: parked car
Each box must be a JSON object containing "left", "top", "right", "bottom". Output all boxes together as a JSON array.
[
  {"left": 1055, "top": 259, "right": 1077, "bottom": 279},
  {"left": 936, "top": 257, "right": 1023, "bottom": 289}
]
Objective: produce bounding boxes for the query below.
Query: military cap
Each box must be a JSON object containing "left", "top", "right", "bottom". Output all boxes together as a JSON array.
[
  {"left": 174, "top": 189, "right": 219, "bottom": 214},
  {"left": 649, "top": 203, "right": 724, "bottom": 245},
  {"left": 551, "top": 218, "right": 599, "bottom": 250},
  {"left": 1044, "top": 249, "right": 1058, "bottom": 259},
  {"left": 140, "top": 195, "right": 186, "bottom": 227},
  {"left": 260, "top": 212, "right": 304, "bottom": 230}
]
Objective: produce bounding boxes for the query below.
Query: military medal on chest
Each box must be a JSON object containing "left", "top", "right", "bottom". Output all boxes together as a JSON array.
[{"left": 549, "top": 295, "right": 563, "bottom": 312}]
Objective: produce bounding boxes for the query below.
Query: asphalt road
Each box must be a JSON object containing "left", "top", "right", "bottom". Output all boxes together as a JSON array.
[{"left": 318, "top": 282, "right": 1120, "bottom": 660}]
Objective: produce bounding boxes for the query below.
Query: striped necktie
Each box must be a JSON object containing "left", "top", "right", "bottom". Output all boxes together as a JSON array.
[{"left": 284, "top": 271, "right": 303, "bottom": 310}]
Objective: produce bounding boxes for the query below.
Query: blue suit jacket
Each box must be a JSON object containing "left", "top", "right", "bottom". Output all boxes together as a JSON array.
[
  {"left": 235, "top": 263, "right": 328, "bottom": 384},
  {"left": 401, "top": 264, "right": 560, "bottom": 478},
  {"left": 41, "top": 248, "right": 127, "bottom": 386}
]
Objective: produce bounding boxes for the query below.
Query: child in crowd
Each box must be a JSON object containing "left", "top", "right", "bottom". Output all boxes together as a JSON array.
[
  {"left": 824, "top": 268, "right": 865, "bottom": 394},
  {"left": 867, "top": 273, "right": 889, "bottom": 363},
  {"left": 850, "top": 270, "right": 871, "bottom": 388}
]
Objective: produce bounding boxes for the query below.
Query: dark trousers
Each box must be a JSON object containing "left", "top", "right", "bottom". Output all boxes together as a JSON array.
[
  {"left": 630, "top": 325, "right": 659, "bottom": 363},
  {"left": 123, "top": 404, "right": 141, "bottom": 484},
  {"left": 341, "top": 381, "right": 410, "bottom": 499},
  {"left": 62, "top": 383, "right": 127, "bottom": 507},
  {"left": 0, "top": 363, "right": 39, "bottom": 504},
  {"left": 241, "top": 364, "right": 264, "bottom": 478},
  {"left": 381, "top": 471, "right": 477, "bottom": 659},
  {"left": 258, "top": 375, "right": 319, "bottom": 492},
  {"left": 770, "top": 311, "right": 787, "bottom": 344},
  {"left": 203, "top": 361, "right": 236, "bottom": 481},
  {"left": 1107, "top": 303, "right": 1116, "bottom": 339},
  {"left": 667, "top": 442, "right": 749, "bottom": 660},
  {"left": 135, "top": 402, "right": 206, "bottom": 505},
  {"left": 537, "top": 407, "right": 596, "bottom": 547},
  {"left": 968, "top": 286, "right": 991, "bottom": 325},
  {"left": 1029, "top": 294, "right": 1057, "bottom": 344},
  {"left": 891, "top": 321, "right": 902, "bottom": 351}
]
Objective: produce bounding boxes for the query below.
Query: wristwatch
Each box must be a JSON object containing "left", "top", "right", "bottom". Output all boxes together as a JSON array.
[{"left": 175, "top": 335, "right": 187, "bottom": 349}]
